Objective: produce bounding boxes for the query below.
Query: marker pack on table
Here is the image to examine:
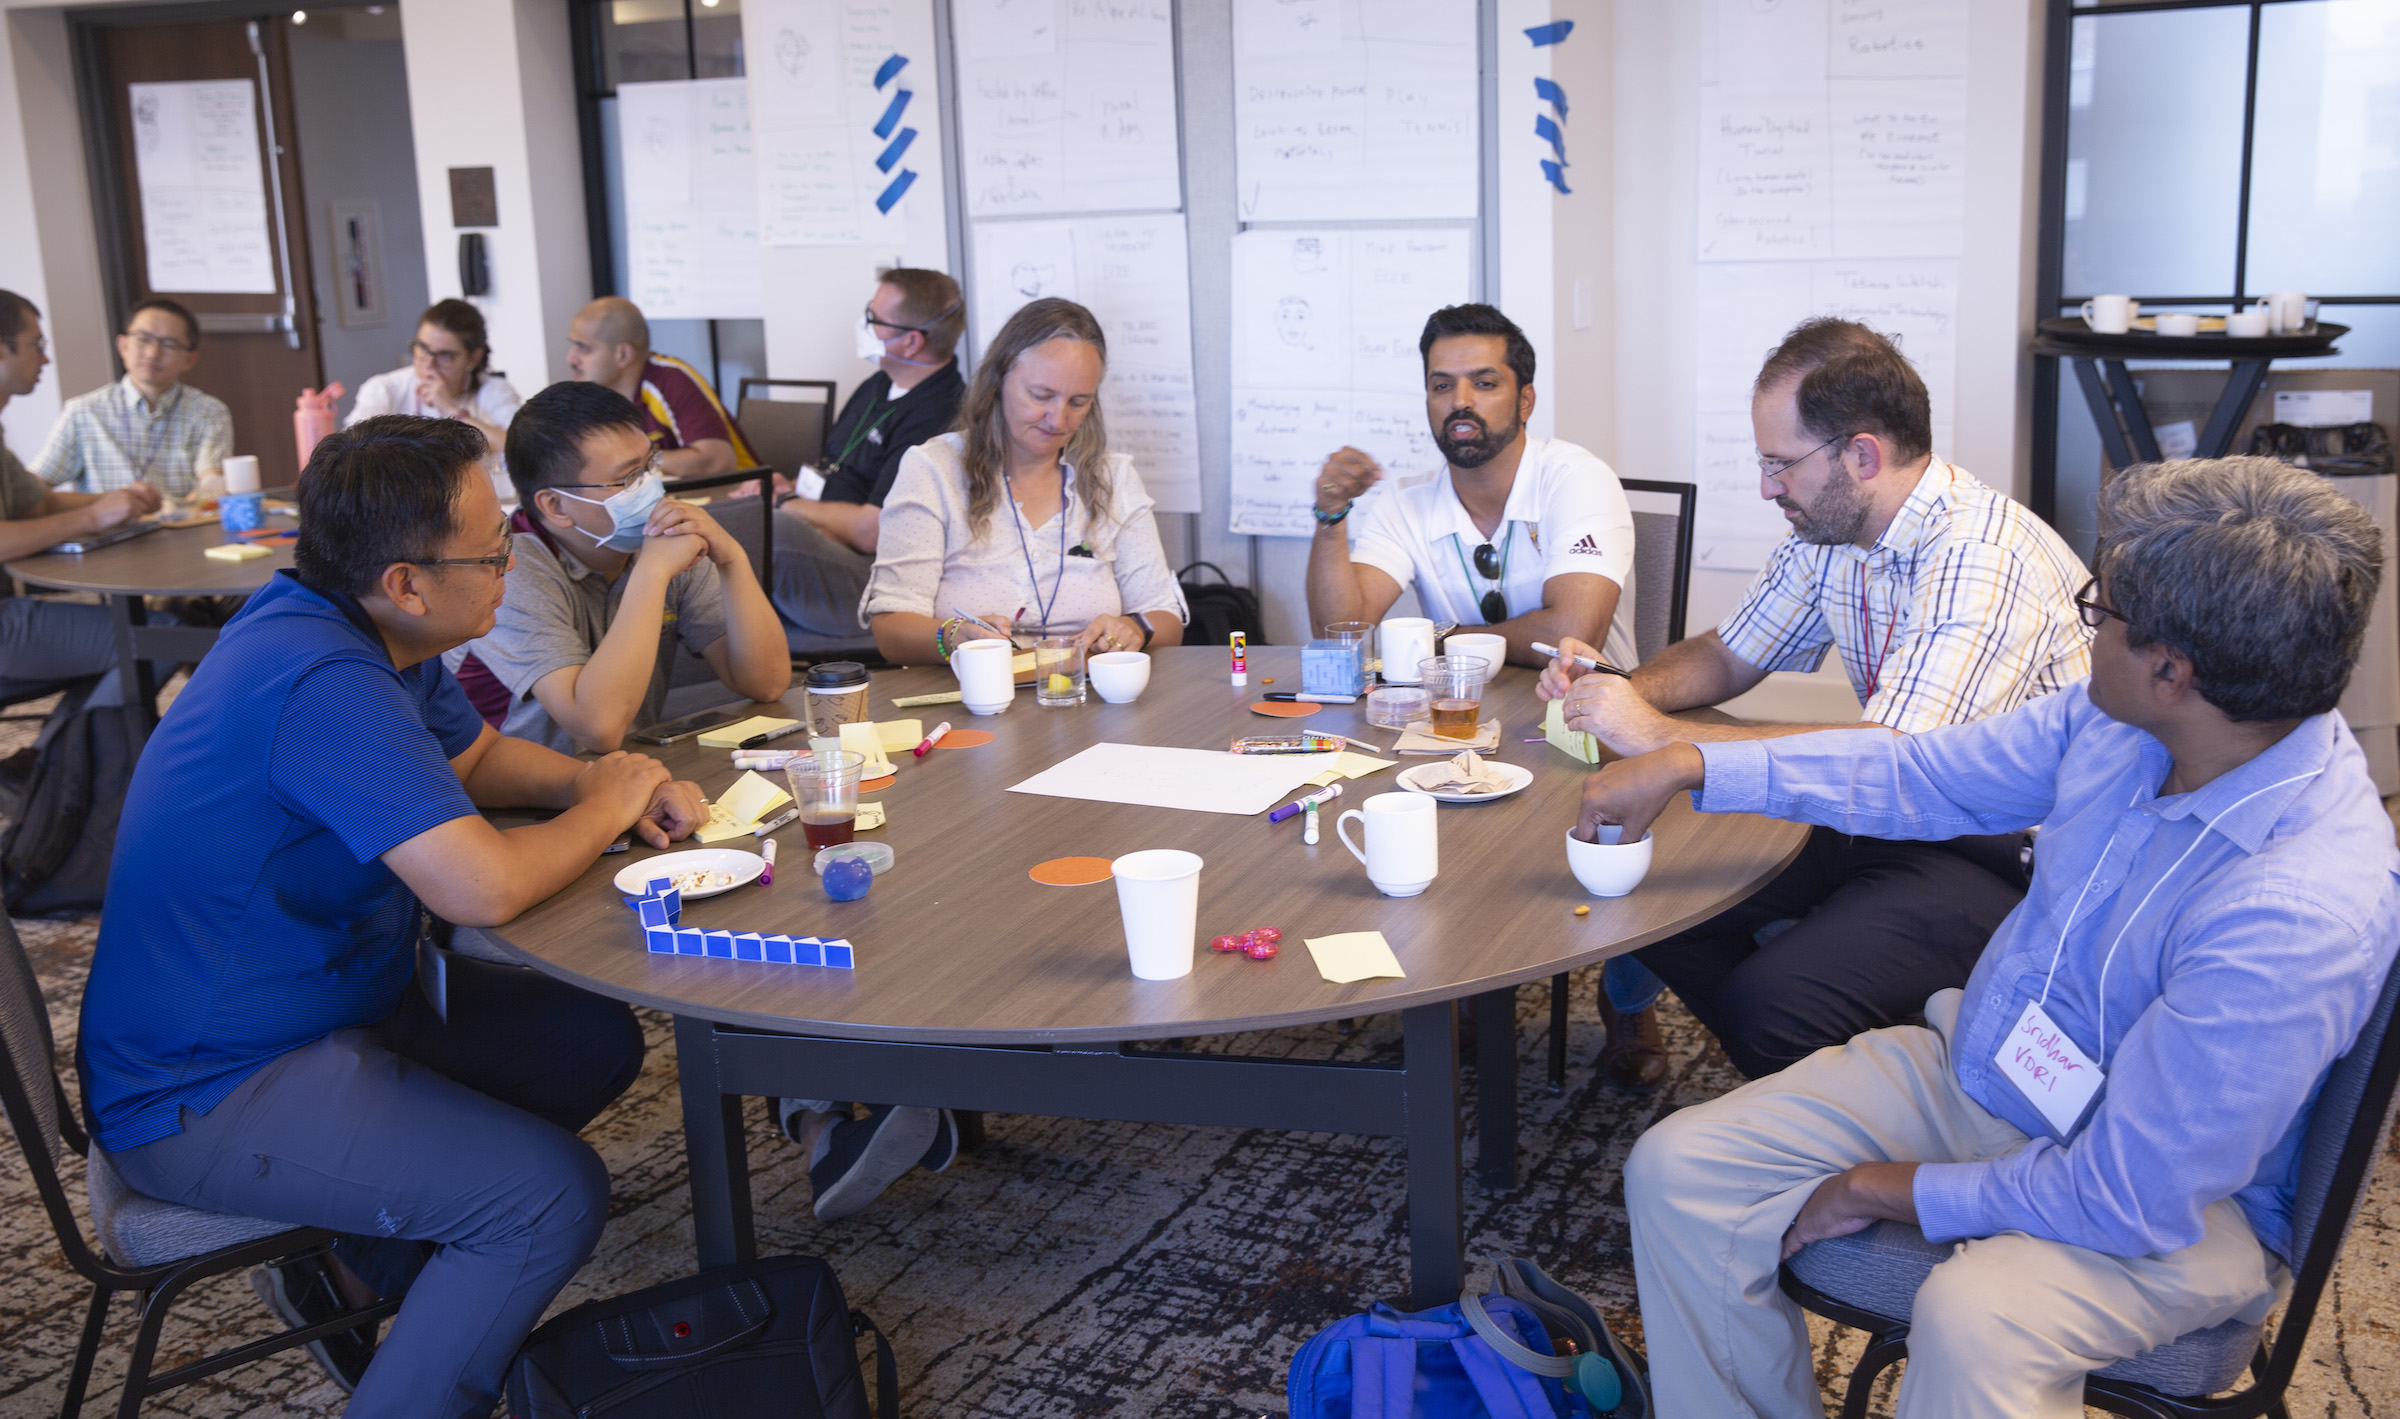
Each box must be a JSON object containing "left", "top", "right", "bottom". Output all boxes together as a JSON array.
[{"left": 1230, "top": 732, "right": 1349, "bottom": 756}]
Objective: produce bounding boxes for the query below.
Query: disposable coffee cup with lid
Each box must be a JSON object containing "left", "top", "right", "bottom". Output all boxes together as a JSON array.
[{"left": 804, "top": 661, "right": 871, "bottom": 737}]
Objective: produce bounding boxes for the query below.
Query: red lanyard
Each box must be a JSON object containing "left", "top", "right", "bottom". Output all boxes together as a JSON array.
[{"left": 1857, "top": 560, "right": 1900, "bottom": 698}]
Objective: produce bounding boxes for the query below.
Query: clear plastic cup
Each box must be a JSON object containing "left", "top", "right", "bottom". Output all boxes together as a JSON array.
[
  {"left": 1420, "top": 656, "right": 1489, "bottom": 739},
  {"left": 1036, "top": 635, "right": 1087, "bottom": 706},
  {"left": 786, "top": 749, "right": 864, "bottom": 850}
]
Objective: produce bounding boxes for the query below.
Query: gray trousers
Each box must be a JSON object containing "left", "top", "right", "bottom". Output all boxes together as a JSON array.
[
  {"left": 110, "top": 954, "right": 645, "bottom": 1419},
  {"left": 770, "top": 506, "right": 875, "bottom": 648},
  {"left": 0, "top": 596, "right": 129, "bottom": 708}
]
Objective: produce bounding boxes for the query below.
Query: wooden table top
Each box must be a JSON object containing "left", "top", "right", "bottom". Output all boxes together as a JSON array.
[
  {"left": 486, "top": 646, "right": 1806, "bottom": 1044},
  {"left": 4, "top": 521, "right": 294, "bottom": 598}
]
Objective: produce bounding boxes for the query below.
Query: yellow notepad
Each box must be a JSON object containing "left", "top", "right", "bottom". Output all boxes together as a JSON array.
[
  {"left": 696, "top": 770, "right": 792, "bottom": 842},
  {"left": 203, "top": 542, "right": 272, "bottom": 562},
  {"left": 838, "top": 721, "right": 894, "bottom": 775},
  {"left": 856, "top": 801, "right": 887, "bottom": 832},
  {"left": 871, "top": 719, "right": 922, "bottom": 753},
  {"left": 1304, "top": 751, "right": 1400, "bottom": 789},
  {"left": 698, "top": 715, "right": 801, "bottom": 748},
  {"left": 1304, "top": 931, "right": 1406, "bottom": 984},
  {"left": 1544, "top": 697, "right": 1601, "bottom": 765}
]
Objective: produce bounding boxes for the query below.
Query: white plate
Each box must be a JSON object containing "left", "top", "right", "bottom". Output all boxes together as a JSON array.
[
  {"left": 615, "top": 848, "right": 765, "bottom": 899},
  {"left": 1397, "top": 760, "right": 1534, "bottom": 803}
]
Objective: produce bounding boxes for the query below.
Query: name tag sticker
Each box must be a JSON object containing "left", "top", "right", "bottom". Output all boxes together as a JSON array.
[{"left": 1997, "top": 998, "right": 2104, "bottom": 1137}]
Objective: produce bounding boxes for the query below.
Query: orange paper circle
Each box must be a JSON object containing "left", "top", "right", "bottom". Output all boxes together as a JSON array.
[
  {"left": 859, "top": 773, "right": 897, "bottom": 792},
  {"left": 1249, "top": 700, "right": 1320, "bottom": 717},
  {"left": 1029, "top": 856, "right": 1116, "bottom": 886},
  {"left": 938, "top": 728, "right": 997, "bottom": 749}
]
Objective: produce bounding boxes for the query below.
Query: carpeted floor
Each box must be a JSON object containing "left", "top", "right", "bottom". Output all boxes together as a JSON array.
[{"left": 0, "top": 694, "right": 2394, "bottom": 1416}]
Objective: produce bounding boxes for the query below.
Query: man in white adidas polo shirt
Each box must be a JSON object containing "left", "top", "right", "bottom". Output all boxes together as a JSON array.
[{"left": 1306, "top": 303, "right": 1638, "bottom": 673}]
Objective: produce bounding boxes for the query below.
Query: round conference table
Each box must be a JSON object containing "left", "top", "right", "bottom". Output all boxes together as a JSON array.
[
  {"left": 487, "top": 645, "right": 1805, "bottom": 1306},
  {"left": 3, "top": 520, "right": 292, "bottom": 756}
]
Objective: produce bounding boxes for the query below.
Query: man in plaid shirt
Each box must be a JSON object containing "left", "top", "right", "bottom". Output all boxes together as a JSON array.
[{"left": 1543, "top": 318, "right": 2090, "bottom": 1080}]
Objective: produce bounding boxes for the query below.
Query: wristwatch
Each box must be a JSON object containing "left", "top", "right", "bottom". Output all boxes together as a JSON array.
[{"left": 1135, "top": 616, "right": 1157, "bottom": 650}]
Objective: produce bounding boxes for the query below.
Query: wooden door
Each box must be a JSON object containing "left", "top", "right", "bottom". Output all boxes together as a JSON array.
[{"left": 84, "top": 16, "right": 322, "bottom": 488}]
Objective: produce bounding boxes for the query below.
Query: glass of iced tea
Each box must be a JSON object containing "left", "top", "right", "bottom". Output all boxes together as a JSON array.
[
  {"left": 786, "top": 749, "right": 865, "bottom": 849},
  {"left": 1419, "top": 656, "right": 1490, "bottom": 739}
]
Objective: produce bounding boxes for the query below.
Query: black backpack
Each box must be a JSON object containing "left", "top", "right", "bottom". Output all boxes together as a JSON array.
[
  {"left": 506, "top": 1256, "right": 896, "bottom": 1419},
  {"left": 0, "top": 677, "right": 135, "bottom": 915},
  {"left": 1177, "top": 561, "right": 1265, "bottom": 649}
]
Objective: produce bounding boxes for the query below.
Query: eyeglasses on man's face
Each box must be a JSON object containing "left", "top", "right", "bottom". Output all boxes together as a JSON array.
[
  {"left": 2074, "top": 577, "right": 2127, "bottom": 630},
  {"left": 123, "top": 330, "right": 193, "bottom": 356},
  {"left": 415, "top": 550, "right": 512, "bottom": 574},
  {"left": 1756, "top": 431, "right": 1849, "bottom": 479},
  {"left": 552, "top": 452, "right": 665, "bottom": 494}
]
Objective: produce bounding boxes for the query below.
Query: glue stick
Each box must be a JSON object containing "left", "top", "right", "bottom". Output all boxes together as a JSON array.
[{"left": 1230, "top": 631, "right": 1248, "bottom": 687}]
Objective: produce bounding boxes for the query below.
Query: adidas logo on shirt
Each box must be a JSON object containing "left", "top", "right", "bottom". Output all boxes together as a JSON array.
[{"left": 1567, "top": 534, "right": 1603, "bottom": 555}]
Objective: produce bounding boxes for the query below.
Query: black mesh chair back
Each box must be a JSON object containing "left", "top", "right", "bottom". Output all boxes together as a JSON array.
[{"left": 737, "top": 379, "right": 837, "bottom": 477}]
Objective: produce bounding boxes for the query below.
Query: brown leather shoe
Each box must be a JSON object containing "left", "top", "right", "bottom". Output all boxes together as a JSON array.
[{"left": 1597, "top": 995, "right": 1668, "bottom": 1090}]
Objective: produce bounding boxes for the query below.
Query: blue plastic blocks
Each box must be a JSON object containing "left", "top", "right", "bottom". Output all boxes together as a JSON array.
[{"left": 627, "top": 879, "right": 853, "bottom": 969}]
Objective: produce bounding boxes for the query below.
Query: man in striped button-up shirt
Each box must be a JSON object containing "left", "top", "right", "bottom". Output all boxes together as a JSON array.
[{"left": 1544, "top": 318, "right": 2091, "bottom": 1081}]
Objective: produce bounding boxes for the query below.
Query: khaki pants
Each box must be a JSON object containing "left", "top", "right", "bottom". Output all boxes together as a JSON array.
[{"left": 1624, "top": 988, "right": 2285, "bottom": 1419}]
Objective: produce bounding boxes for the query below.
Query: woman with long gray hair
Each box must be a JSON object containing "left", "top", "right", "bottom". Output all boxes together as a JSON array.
[{"left": 864, "top": 297, "right": 1187, "bottom": 664}]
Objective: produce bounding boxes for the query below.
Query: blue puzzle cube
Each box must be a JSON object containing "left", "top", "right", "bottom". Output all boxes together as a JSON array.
[
  {"left": 733, "top": 932, "right": 764, "bottom": 961},
  {"left": 1301, "top": 639, "right": 1365, "bottom": 697},
  {"left": 762, "top": 934, "right": 794, "bottom": 963},
  {"left": 822, "top": 940, "right": 855, "bottom": 970},
  {"left": 643, "top": 925, "right": 677, "bottom": 954},
  {"left": 675, "top": 928, "right": 706, "bottom": 955}
]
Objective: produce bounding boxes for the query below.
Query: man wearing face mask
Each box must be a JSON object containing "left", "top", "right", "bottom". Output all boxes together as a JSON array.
[
  {"left": 449, "top": 382, "right": 789, "bottom": 752},
  {"left": 770, "top": 269, "right": 966, "bottom": 644}
]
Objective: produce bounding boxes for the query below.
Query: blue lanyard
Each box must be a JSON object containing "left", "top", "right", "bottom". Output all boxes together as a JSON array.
[{"left": 1008, "top": 467, "right": 1069, "bottom": 633}]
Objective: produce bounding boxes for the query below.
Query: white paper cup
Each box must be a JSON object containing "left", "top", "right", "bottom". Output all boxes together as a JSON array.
[
  {"left": 1566, "top": 825, "right": 1654, "bottom": 897},
  {"left": 1379, "top": 617, "right": 1435, "bottom": 683},
  {"left": 221, "top": 455, "right": 261, "bottom": 494},
  {"left": 1111, "top": 849, "right": 1202, "bottom": 980},
  {"left": 1089, "top": 650, "right": 1151, "bottom": 704},
  {"left": 2226, "top": 309, "right": 2271, "bottom": 338},
  {"left": 1444, "top": 633, "right": 1508, "bottom": 682},
  {"left": 951, "top": 638, "right": 1016, "bottom": 715}
]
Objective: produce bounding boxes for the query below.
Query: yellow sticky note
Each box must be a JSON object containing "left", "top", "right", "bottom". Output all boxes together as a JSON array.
[
  {"left": 838, "top": 720, "right": 893, "bottom": 775},
  {"left": 695, "top": 811, "right": 759, "bottom": 844},
  {"left": 856, "top": 800, "right": 887, "bottom": 831},
  {"left": 716, "top": 770, "right": 790, "bottom": 827},
  {"left": 1305, "top": 769, "right": 1341, "bottom": 788},
  {"left": 871, "top": 719, "right": 922, "bottom": 753},
  {"left": 1333, "top": 751, "right": 1397, "bottom": 779},
  {"left": 1012, "top": 651, "right": 1037, "bottom": 677},
  {"left": 203, "top": 542, "right": 272, "bottom": 561},
  {"left": 1544, "top": 697, "right": 1601, "bottom": 765},
  {"left": 1304, "top": 931, "right": 1406, "bottom": 984},
  {"left": 698, "top": 715, "right": 801, "bottom": 748}
]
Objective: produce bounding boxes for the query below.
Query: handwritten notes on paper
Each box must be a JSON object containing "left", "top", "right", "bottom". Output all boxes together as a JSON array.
[
  {"left": 745, "top": 0, "right": 912, "bottom": 246},
  {"left": 1692, "top": 0, "right": 1969, "bottom": 571},
  {"left": 969, "top": 214, "right": 1201, "bottom": 513},
  {"left": 954, "top": 0, "right": 1181, "bottom": 216},
  {"left": 1227, "top": 228, "right": 1472, "bottom": 537},
  {"left": 618, "top": 80, "right": 763, "bottom": 319},
  {"left": 129, "top": 81, "right": 277, "bottom": 295},
  {"left": 1232, "top": 0, "right": 1478, "bottom": 222}
]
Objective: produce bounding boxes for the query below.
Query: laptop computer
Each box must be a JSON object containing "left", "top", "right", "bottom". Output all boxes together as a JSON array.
[{"left": 51, "top": 519, "right": 163, "bottom": 554}]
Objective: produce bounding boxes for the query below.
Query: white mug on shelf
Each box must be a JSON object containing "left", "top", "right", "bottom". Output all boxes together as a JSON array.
[
  {"left": 1336, "top": 791, "right": 1438, "bottom": 898},
  {"left": 1379, "top": 618, "right": 1436, "bottom": 683},
  {"left": 2226, "top": 308, "right": 2271, "bottom": 339},
  {"left": 2153, "top": 312, "right": 2199, "bottom": 338},
  {"left": 2080, "top": 295, "right": 2138, "bottom": 334},
  {"left": 950, "top": 638, "right": 1016, "bottom": 715},
  {"left": 2265, "top": 291, "right": 2309, "bottom": 334}
]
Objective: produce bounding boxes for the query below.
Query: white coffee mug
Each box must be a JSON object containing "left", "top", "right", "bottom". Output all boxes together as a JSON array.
[
  {"left": 2080, "top": 295, "right": 2137, "bottom": 335},
  {"left": 2266, "top": 291, "right": 2308, "bottom": 334},
  {"left": 1088, "top": 650, "right": 1151, "bottom": 704},
  {"left": 1443, "top": 633, "right": 1508, "bottom": 683},
  {"left": 221, "top": 455, "right": 262, "bottom": 495},
  {"left": 1111, "top": 849, "right": 1202, "bottom": 980},
  {"left": 1565, "top": 825, "right": 1654, "bottom": 897},
  {"left": 950, "top": 638, "right": 1016, "bottom": 715},
  {"left": 1336, "top": 791, "right": 1438, "bottom": 897},
  {"left": 1379, "top": 618, "right": 1436, "bottom": 684},
  {"left": 2153, "top": 312, "right": 2199, "bottom": 338},
  {"left": 2226, "top": 308, "right": 2271, "bottom": 338}
]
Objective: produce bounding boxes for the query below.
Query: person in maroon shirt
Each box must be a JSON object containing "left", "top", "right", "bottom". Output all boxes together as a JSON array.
[{"left": 563, "top": 297, "right": 755, "bottom": 479}]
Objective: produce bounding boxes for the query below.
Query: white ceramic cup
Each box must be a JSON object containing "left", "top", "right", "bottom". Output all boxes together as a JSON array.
[
  {"left": 1443, "top": 632, "right": 1508, "bottom": 683},
  {"left": 1088, "top": 650, "right": 1151, "bottom": 704},
  {"left": 1336, "top": 791, "right": 1439, "bottom": 897},
  {"left": 1566, "top": 824, "right": 1654, "bottom": 897},
  {"left": 1379, "top": 617, "right": 1436, "bottom": 683},
  {"left": 951, "top": 638, "right": 1016, "bottom": 715},
  {"left": 2226, "top": 308, "right": 2272, "bottom": 339},
  {"left": 1111, "top": 848, "right": 1203, "bottom": 980},
  {"left": 2153, "top": 312, "right": 2199, "bottom": 338},
  {"left": 221, "top": 455, "right": 262, "bottom": 495},
  {"left": 2266, "top": 291, "right": 2308, "bottom": 334},
  {"left": 2080, "top": 295, "right": 2137, "bottom": 335}
]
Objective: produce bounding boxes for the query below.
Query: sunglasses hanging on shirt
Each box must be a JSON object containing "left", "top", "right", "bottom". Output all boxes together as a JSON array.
[{"left": 1454, "top": 533, "right": 1510, "bottom": 625}]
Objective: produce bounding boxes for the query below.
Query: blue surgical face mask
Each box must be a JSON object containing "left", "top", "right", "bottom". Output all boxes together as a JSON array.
[{"left": 558, "top": 468, "right": 665, "bottom": 552}]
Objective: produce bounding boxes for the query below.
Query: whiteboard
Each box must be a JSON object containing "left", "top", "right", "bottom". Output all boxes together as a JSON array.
[
  {"left": 129, "top": 80, "right": 276, "bottom": 295},
  {"left": 1231, "top": 0, "right": 1478, "bottom": 222},
  {"left": 970, "top": 214, "right": 1201, "bottom": 514},
  {"left": 954, "top": 0, "right": 1181, "bottom": 216},
  {"left": 619, "top": 80, "right": 764, "bottom": 320},
  {"left": 746, "top": 0, "right": 922, "bottom": 247},
  {"left": 1226, "top": 227, "right": 1473, "bottom": 537}
]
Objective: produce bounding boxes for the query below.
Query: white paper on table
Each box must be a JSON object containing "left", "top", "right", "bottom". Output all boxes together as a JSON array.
[
  {"left": 1007, "top": 743, "right": 1340, "bottom": 816},
  {"left": 130, "top": 80, "right": 277, "bottom": 295}
]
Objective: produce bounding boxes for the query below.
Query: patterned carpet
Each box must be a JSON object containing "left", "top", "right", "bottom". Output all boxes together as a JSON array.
[{"left": 0, "top": 695, "right": 2393, "bottom": 1415}]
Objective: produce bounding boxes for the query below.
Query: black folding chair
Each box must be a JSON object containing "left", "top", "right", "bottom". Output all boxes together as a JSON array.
[
  {"left": 1780, "top": 956, "right": 2400, "bottom": 1419},
  {"left": 0, "top": 915, "right": 400, "bottom": 1416},
  {"left": 737, "top": 378, "right": 837, "bottom": 479}
]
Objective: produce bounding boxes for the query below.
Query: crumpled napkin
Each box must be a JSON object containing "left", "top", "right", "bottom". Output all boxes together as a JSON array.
[
  {"left": 1392, "top": 719, "right": 1502, "bottom": 755},
  {"left": 1414, "top": 750, "right": 1513, "bottom": 795}
]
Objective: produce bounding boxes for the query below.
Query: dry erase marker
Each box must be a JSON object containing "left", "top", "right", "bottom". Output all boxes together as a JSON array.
[
  {"left": 1531, "top": 641, "right": 1633, "bottom": 678},
  {"left": 1268, "top": 782, "right": 1342, "bottom": 824},
  {"left": 1230, "top": 631, "right": 1247, "bottom": 687},
  {"left": 739, "top": 721, "right": 810, "bottom": 749},
  {"left": 1304, "top": 801, "right": 1321, "bottom": 845},
  {"left": 761, "top": 838, "right": 777, "bottom": 885},
  {"left": 753, "top": 806, "right": 800, "bottom": 837},
  {"left": 731, "top": 749, "right": 805, "bottom": 771},
  {"left": 914, "top": 721, "right": 952, "bottom": 757},
  {"left": 1265, "top": 691, "right": 1360, "bottom": 705}
]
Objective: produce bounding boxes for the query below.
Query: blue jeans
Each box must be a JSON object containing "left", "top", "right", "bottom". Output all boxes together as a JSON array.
[
  {"left": 110, "top": 954, "right": 645, "bottom": 1419},
  {"left": 1606, "top": 956, "right": 1665, "bottom": 1014}
]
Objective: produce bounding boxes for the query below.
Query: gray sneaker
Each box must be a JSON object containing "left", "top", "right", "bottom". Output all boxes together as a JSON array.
[
  {"left": 249, "top": 1259, "right": 377, "bottom": 1393},
  {"left": 808, "top": 1105, "right": 941, "bottom": 1220}
]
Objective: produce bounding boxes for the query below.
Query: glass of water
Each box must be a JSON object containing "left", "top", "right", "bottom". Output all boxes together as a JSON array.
[{"left": 1036, "top": 636, "right": 1087, "bottom": 707}]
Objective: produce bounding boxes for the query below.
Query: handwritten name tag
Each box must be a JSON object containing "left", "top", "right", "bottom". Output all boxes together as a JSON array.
[{"left": 1995, "top": 999, "right": 2104, "bottom": 1137}]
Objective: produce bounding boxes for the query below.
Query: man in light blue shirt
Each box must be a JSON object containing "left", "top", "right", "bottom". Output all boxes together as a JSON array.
[{"left": 1593, "top": 456, "right": 2400, "bottom": 1417}]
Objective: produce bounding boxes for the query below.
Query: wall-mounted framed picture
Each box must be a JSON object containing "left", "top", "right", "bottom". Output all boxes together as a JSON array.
[{"left": 328, "top": 198, "right": 387, "bottom": 329}]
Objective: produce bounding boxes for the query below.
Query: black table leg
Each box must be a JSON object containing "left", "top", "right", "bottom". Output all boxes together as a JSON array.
[
  {"left": 1546, "top": 974, "right": 1569, "bottom": 1096},
  {"left": 2198, "top": 359, "right": 2272, "bottom": 457},
  {"left": 110, "top": 595, "right": 156, "bottom": 762},
  {"left": 674, "top": 1015, "right": 756, "bottom": 1268},
  {"left": 2068, "top": 358, "right": 2138, "bottom": 472},
  {"left": 1474, "top": 987, "right": 1517, "bottom": 1192},
  {"left": 2101, "top": 359, "right": 2165, "bottom": 464},
  {"left": 1401, "top": 1001, "right": 1463, "bottom": 1309}
]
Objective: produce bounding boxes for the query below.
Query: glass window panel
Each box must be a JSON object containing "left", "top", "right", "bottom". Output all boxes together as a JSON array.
[
  {"left": 2277, "top": 303, "right": 2400, "bottom": 370},
  {"left": 605, "top": 0, "right": 691, "bottom": 88},
  {"left": 2062, "top": 7, "right": 2251, "bottom": 298},
  {"left": 2247, "top": 0, "right": 2400, "bottom": 296},
  {"left": 694, "top": 0, "right": 745, "bottom": 78}
]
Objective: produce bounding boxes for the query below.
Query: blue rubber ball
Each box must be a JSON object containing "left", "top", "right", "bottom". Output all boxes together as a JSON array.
[{"left": 823, "top": 856, "right": 874, "bottom": 901}]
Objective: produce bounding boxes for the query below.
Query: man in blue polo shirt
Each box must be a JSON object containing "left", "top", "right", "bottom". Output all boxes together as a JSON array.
[{"left": 79, "top": 415, "right": 708, "bottom": 1417}]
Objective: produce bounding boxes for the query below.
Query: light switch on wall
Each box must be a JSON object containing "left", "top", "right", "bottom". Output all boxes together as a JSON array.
[{"left": 1572, "top": 278, "right": 1593, "bottom": 331}]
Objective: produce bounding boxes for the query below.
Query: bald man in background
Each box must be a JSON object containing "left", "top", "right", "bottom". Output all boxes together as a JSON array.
[{"left": 564, "top": 298, "right": 756, "bottom": 480}]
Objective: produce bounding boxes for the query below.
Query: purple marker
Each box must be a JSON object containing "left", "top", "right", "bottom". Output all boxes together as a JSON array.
[{"left": 1268, "top": 782, "right": 1343, "bottom": 824}]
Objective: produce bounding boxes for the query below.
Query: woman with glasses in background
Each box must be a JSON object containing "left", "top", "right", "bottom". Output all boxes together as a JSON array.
[{"left": 347, "top": 299, "right": 523, "bottom": 462}]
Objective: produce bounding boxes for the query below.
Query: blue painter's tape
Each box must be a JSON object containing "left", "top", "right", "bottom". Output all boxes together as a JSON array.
[
  {"left": 876, "top": 127, "right": 917, "bottom": 174},
  {"left": 823, "top": 941, "right": 855, "bottom": 970},
  {"left": 873, "top": 88, "right": 911, "bottom": 140},
  {"left": 1541, "top": 159, "right": 1572, "bottom": 194},
  {"left": 875, "top": 168, "right": 918, "bottom": 214},
  {"left": 1524, "top": 20, "right": 1573, "bottom": 46},
  {"left": 762, "top": 934, "right": 794, "bottom": 964},
  {"left": 874, "top": 52, "right": 907, "bottom": 89},
  {"left": 1534, "top": 77, "right": 1568, "bottom": 119},
  {"left": 1535, "top": 114, "right": 1565, "bottom": 160}
]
